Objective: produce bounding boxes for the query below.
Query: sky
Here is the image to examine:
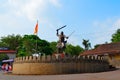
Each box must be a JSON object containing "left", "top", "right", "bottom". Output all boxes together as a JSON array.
[{"left": 0, "top": 0, "right": 120, "bottom": 48}]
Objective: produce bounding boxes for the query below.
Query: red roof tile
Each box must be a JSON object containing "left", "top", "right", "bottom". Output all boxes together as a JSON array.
[{"left": 81, "top": 42, "right": 120, "bottom": 55}]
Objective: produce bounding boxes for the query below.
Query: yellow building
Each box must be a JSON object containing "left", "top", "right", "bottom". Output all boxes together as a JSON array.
[{"left": 81, "top": 42, "right": 120, "bottom": 67}]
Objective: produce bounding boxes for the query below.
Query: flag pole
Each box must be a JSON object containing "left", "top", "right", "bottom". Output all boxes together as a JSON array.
[
  {"left": 34, "top": 20, "right": 38, "bottom": 54},
  {"left": 36, "top": 20, "right": 38, "bottom": 53}
]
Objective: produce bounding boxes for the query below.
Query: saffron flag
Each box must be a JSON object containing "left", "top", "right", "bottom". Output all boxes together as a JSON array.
[{"left": 34, "top": 21, "right": 38, "bottom": 35}]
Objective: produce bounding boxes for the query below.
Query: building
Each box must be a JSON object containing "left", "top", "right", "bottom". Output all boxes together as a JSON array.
[
  {"left": 81, "top": 42, "right": 120, "bottom": 67},
  {"left": 0, "top": 47, "right": 16, "bottom": 59}
]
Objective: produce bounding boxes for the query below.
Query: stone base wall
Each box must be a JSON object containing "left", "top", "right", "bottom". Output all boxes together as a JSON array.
[{"left": 13, "top": 55, "right": 109, "bottom": 75}]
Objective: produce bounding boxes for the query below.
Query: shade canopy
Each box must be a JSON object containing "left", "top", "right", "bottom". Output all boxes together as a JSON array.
[{"left": 2, "top": 59, "right": 14, "bottom": 62}]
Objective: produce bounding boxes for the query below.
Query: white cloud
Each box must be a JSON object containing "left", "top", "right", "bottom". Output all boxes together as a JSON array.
[
  {"left": 49, "top": 0, "right": 61, "bottom": 7},
  {"left": 21, "top": 0, "right": 47, "bottom": 21},
  {"left": 0, "top": 0, "right": 62, "bottom": 40},
  {"left": 112, "top": 19, "right": 120, "bottom": 29},
  {"left": 92, "top": 18, "right": 120, "bottom": 46},
  {"left": 6, "top": 0, "right": 61, "bottom": 21}
]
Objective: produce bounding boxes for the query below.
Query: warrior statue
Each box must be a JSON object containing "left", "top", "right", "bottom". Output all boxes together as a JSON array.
[{"left": 56, "top": 25, "right": 68, "bottom": 54}]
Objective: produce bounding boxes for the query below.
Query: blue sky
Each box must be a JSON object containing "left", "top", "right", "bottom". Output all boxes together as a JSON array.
[{"left": 0, "top": 0, "right": 120, "bottom": 48}]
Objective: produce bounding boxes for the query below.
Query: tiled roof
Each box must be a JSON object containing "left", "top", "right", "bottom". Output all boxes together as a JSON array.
[
  {"left": 0, "top": 50, "right": 16, "bottom": 54},
  {"left": 81, "top": 42, "right": 120, "bottom": 55}
]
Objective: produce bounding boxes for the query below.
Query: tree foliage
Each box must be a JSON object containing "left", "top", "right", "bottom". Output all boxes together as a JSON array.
[
  {"left": 0, "top": 34, "right": 53, "bottom": 57},
  {"left": 19, "top": 35, "right": 40, "bottom": 56},
  {"left": 0, "top": 54, "right": 9, "bottom": 62},
  {"left": 82, "top": 39, "right": 91, "bottom": 50},
  {"left": 94, "top": 44, "right": 100, "bottom": 49},
  {"left": 111, "top": 29, "right": 120, "bottom": 42},
  {"left": 50, "top": 42, "right": 57, "bottom": 53},
  {"left": 17, "top": 35, "right": 53, "bottom": 56},
  {"left": 65, "top": 44, "right": 84, "bottom": 56},
  {"left": 0, "top": 34, "right": 84, "bottom": 57},
  {"left": 37, "top": 39, "right": 53, "bottom": 55},
  {"left": 0, "top": 34, "right": 22, "bottom": 50}
]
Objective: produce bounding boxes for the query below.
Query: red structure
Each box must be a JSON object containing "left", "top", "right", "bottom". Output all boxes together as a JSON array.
[
  {"left": 0, "top": 50, "right": 16, "bottom": 53},
  {"left": 81, "top": 42, "right": 120, "bottom": 56},
  {"left": 0, "top": 49, "right": 16, "bottom": 59}
]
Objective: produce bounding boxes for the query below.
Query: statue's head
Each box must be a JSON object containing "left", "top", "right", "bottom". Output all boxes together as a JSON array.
[{"left": 61, "top": 31, "right": 64, "bottom": 35}]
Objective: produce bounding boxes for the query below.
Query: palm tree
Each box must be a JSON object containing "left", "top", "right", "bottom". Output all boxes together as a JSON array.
[{"left": 82, "top": 39, "right": 91, "bottom": 50}]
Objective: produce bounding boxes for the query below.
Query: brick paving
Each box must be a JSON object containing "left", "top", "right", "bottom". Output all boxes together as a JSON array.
[{"left": 0, "top": 69, "right": 120, "bottom": 80}]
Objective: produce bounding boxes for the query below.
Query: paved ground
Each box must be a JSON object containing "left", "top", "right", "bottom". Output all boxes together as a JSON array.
[{"left": 0, "top": 69, "right": 120, "bottom": 80}]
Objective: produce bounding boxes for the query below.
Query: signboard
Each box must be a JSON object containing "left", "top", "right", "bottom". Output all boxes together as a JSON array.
[{"left": 0, "top": 47, "right": 9, "bottom": 50}]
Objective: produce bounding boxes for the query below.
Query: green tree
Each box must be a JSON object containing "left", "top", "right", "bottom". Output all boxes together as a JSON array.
[
  {"left": 37, "top": 39, "right": 53, "bottom": 55},
  {"left": 65, "top": 44, "right": 83, "bottom": 56},
  {"left": 82, "top": 39, "right": 91, "bottom": 50},
  {"left": 0, "top": 54, "right": 9, "bottom": 65},
  {"left": 94, "top": 44, "right": 100, "bottom": 49},
  {"left": 75, "top": 45, "right": 84, "bottom": 55},
  {"left": 50, "top": 42, "right": 57, "bottom": 53},
  {"left": 17, "top": 35, "right": 53, "bottom": 56},
  {"left": 0, "top": 34, "right": 22, "bottom": 50},
  {"left": 111, "top": 29, "right": 120, "bottom": 42},
  {"left": 20, "top": 35, "right": 38, "bottom": 56},
  {"left": 18, "top": 35, "right": 43, "bottom": 56}
]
